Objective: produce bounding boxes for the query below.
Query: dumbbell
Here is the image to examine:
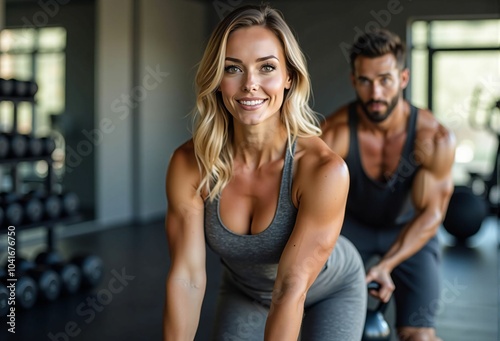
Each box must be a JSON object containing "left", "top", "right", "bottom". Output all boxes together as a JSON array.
[
  {"left": 27, "top": 135, "right": 44, "bottom": 157},
  {"left": 0, "top": 133, "right": 28, "bottom": 158},
  {"left": 18, "top": 80, "right": 38, "bottom": 97},
  {"left": 363, "top": 281, "right": 391, "bottom": 341},
  {"left": 71, "top": 254, "right": 104, "bottom": 288},
  {"left": 27, "top": 189, "right": 62, "bottom": 220},
  {"left": 60, "top": 192, "right": 80, "bottom": 216},
  {"left": 17, "top": 258, "right": 62, "bottom": 302},
  {"left": 0, "top": 193, "right": 24, "bottom": 226},
  {"left": 0, "top": 264, "right": 38, "bottom": 310},
  {"left": 0, "top": 268, "right": 9, "bottom": 316},
  {"left": 34, "top": 251, "right": 82, "bottom": 294},
  {"left": 0, "top": 78, "right": 15, "bottom": 97},
  {"left": 40, "top": 136, "right": 56, "bottom": 156},
  {"left": 14, "top": 80, "right": 28, "bottom": 97},
  {"left": 1, "top": 192, "right": 43, "bottom": 224},
  {"left": 13, "top": 80, "right": 37, "bottom": 98},
  {"left": 29, "top": 81, "right": 38, "bottom": 97},
  {"left": 0, "top": 133, "right": 9, "bottom": 158},
  {"left": 19, "top": 194, "right": 44, "bottom": 224}
]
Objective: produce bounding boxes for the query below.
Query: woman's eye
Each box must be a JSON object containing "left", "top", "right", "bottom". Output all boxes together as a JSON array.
[
  {"left": 261, "top": 64, "right": 276, "bottom": 72},
  {"left": 224, "top": 65, "right": 241, "bottom": 73}
]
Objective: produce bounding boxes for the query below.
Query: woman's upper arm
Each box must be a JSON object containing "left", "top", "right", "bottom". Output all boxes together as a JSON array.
[
  {"left": 275, "top": 149, "right": 350, "bottom": 295},
  {"left": 165, "top": 144, "right": 206, "bottom": 281}
]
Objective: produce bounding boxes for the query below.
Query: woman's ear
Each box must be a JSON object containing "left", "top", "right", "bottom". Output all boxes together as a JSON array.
[{"left": 285, "top": 73, "right": 292, "bottom": 90}]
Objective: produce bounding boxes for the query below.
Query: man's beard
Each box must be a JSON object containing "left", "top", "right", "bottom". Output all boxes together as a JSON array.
[{"left": 358, "top": 91, "right": 400, "bottom": 123}]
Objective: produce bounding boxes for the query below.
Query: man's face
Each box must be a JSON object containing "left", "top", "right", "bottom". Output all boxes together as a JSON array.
[{"left": 351, "top": 53, "right": 409, "bottom": 123}]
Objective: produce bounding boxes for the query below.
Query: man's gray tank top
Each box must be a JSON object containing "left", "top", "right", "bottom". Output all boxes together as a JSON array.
[{"left": 205, "top": 140, "right": 357, "bottom": 306}]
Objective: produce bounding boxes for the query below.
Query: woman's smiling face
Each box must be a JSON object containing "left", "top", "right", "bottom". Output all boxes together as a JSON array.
[{"left": 220, "top": 25, "right": 291, "bottom": 127}]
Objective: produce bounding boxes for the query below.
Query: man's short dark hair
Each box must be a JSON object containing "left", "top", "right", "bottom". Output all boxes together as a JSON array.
[{"left": 349, "top": 29, "right": 406, "bottom": 72}]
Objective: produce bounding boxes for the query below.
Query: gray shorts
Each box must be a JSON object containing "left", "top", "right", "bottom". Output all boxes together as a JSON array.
[{"left": 341, "top": 215, "right": 442, "bottom": 328}]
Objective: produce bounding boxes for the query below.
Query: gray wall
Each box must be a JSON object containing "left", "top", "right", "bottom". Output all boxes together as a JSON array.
[
  {"left": 96, "top": 0, "right": 134, "bottom": 226},
  {"left": 137, "top": 0, "right": 206, "bottom": 222},
  {"left": 97, "top": 0, "right": 206, "bottom": 226}
]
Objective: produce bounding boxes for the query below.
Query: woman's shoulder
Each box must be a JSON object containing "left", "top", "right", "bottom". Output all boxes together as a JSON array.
[
  {"left": 290, "top": 136, "right": 349, "bottom": 209},
  {"left": 167, "top": 139, "right": 199, "bottom": 179},
  {"left": 294, "top": 136, "right": 349, "bottom": 182},
  {"left": 170, "top": 138, "right": 194, "bottom": 159}
]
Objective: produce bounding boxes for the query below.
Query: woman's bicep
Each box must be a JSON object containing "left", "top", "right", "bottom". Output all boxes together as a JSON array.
[
  {"left": 275, "top": 156, "right": 349, "bottom": 294},
  {"left": 165, "top": 146, "right": 206, "bottom": 281},
  {"left": 166, "top": 206, "right": 205, "bottom": 273}
]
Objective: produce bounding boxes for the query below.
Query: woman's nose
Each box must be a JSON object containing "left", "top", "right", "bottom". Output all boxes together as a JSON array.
[{"left": 242, "top": 72, "right": 258, "bottom": 92}]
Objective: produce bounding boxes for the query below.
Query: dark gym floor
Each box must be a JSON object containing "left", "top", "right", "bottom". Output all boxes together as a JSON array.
[{"left": 0, "top": 216, "right": 498, "bottom": 341}]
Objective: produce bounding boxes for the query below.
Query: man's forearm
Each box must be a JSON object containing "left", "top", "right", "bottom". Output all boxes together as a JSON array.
[{"left": 381, "top": 210, "right": 442, "bottom": 271}]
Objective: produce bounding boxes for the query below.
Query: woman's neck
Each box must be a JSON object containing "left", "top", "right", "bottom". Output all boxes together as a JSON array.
[{"left": 232, "top": 124, "right": 288, "bottom": 169}]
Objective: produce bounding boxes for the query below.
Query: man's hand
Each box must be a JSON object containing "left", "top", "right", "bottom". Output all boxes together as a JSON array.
[{"left": 365, "top": 263, "right": 395, "bottom": 303}]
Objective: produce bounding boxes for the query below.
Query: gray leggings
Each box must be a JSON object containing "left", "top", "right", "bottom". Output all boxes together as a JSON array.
[{"left": 211, "top": 242, "right": 367, "bottom": 340}]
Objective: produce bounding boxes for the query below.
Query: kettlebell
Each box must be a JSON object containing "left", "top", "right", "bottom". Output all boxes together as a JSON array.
[{"left": 362, "top": 281, "right": 391, "bottom": 341}]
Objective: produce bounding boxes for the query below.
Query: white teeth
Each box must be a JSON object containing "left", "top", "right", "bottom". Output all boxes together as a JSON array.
[{"left": 239, "top": 99, "right": 264, "bottom": 106}]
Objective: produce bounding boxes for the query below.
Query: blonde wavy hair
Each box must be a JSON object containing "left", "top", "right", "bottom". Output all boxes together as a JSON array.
[{"left": 193, "top": 4, "right": 321, "bottom": 201}]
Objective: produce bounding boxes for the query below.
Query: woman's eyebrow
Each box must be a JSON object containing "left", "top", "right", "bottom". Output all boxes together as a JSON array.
[{"left": 225, "top": 55, "right": 279, "bottom": 63}]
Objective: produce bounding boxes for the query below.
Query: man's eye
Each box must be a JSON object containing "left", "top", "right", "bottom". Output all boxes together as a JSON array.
[{"left": 381, "top": 77, "right": 390, "bottom": 84}]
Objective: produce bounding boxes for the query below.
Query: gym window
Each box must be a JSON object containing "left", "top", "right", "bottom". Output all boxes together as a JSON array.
[
  {"left": 0, "top": 26, "right": 67, "bottom": 178},
  {"left": 0, "top": 26, "right": 66, "bottom": 133},
  {"left": 408, "top": 18, "right": 500, "bottom": 186}
]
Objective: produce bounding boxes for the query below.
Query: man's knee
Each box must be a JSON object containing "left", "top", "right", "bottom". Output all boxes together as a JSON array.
[{"left": 397, "top": 327, "right": 442, "bottom": 341}]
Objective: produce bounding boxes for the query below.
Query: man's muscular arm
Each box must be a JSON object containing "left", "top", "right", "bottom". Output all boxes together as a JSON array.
[{"left": 366, "top": 125, "right": 456, "bottom": 302}]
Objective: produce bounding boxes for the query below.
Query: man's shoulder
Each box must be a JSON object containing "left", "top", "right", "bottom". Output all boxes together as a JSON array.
[
  {"left": 413, "top": 105, "right": 436, "bottom": 123},
  {"left": 321, "top": 104, "right": 350, "bottom": 136},
  {"left": 413, "top": 105, "right": 454, "bottom": 143},
  {"left": 412, "top": 104, "right": 456, "bottom": 174},
  {"left": 327, "top": 103, "right": 352, "bottom": 120},
  {"left": 320, "top": 104, "right": 351, "bottom": 155}
]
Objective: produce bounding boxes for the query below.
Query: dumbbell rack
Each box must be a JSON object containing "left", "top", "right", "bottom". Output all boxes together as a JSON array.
[
  {"left": 0, "top": 81, "right": 83, "bottom": 259},
  {"left": 0, "top": 80, "right": 87, "bottom": 312}
]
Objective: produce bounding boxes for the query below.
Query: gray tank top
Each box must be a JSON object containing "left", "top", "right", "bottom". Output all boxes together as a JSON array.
[
  {"left": 205, "top": 141, "right": 356, "bottom": 305},
  {"left": 204, "top": 141, "right": 298, "bottom": 302}
]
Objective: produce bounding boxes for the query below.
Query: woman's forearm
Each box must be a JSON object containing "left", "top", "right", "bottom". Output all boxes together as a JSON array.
[
  {"left": 163, "top": 277, "right": 206, "bottom": 341},
  {"left": 264, "top": 293, "right": 306, "bottom": 340}
]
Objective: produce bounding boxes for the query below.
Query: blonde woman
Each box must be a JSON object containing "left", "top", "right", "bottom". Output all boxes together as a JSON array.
[{"left": 164, "top": 5, "right": 366, "bottom": 340}]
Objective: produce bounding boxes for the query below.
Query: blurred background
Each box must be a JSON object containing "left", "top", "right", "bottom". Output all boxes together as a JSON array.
[{"left": 0, "top": 0, "right": 498, "bottom": 340}]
